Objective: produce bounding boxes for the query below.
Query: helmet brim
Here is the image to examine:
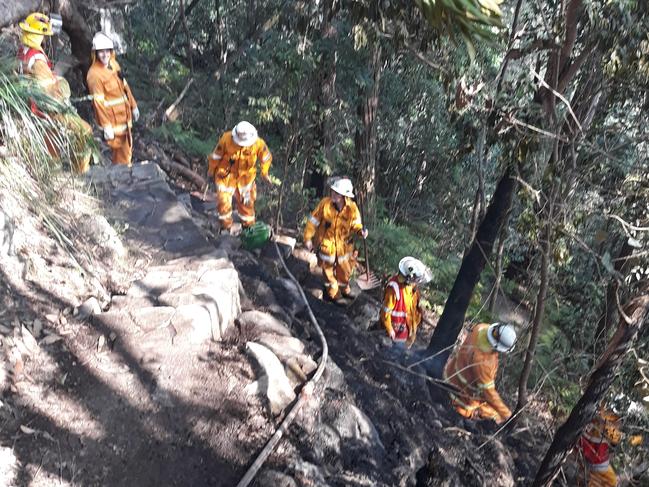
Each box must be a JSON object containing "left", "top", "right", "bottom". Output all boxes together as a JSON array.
[
  {"left": 20, "top": 22, "right": 52, "bottom": 35},
  {"left": 331, "top": 188, "right": 354, "bottom": 198},
  {"left": 487, "top": 324, "right": 515, "bottom": 352},
  {"left": 232, "top": 125, "right": 258, "bottom": 147}
]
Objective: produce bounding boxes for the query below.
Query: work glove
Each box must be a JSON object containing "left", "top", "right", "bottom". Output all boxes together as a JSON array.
[
  {"left": 388, "top": 329, "right": 396, "bottom": 341},
  {"left": 103, "top": 126, "right": 115, "bottom": 141},
  {"left": 132, "top": 106, "right": 140, "bottom": 122},
  {"left": 304, "top": 240, "right": 313, "bottom": 252},
  {"left": 241, "top": 190, "right": 251, "bottom": 206},
  {"left": 361, "top": 228, "right": 369, "bottom": 239}
]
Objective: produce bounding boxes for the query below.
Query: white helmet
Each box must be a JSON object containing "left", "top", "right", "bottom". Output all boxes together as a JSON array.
[
  {"left": 232, "top": 121, "right": 258, "bottom": 147},
  {"left": 92, "top": 32, "right": 114, "bottom": 51},
  {"left": 487, "top": 323, "right": 517, "bottom": 353},
  {"left": 330, "top": 177, "right": 354, "bottom": 198},
  {"left": 398, "top": 256, "right": 432, "bottom": 284}
]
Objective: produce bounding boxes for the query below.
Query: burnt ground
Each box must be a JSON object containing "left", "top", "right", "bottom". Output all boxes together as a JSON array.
[
  {"left": 233, "top": 247, "right": 554, "bottom": 486},
  {"left": 0, "top": 158, "right": 557, "bottom": 487}
]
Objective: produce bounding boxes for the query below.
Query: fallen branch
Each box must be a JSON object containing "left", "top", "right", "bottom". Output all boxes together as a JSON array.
[
  {"left": 156, "top": 154, "right": 206, "bottom": 190},
  {"left": 164, "top": 78, "right": 195, "bottom": 122}
]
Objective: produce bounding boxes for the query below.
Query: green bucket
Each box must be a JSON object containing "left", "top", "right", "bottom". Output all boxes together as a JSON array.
[{"left": 240, "top": 222, "right": 272, "bottom": 250}]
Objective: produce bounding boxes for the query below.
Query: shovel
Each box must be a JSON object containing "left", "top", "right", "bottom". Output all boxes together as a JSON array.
[{"left": 355, "top": 190, "right": 381, "bottom": 291}]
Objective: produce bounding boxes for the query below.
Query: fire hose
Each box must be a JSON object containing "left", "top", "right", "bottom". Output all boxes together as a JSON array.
[{"left": 235, "top": 241, "right": 329, "bottom": 487}]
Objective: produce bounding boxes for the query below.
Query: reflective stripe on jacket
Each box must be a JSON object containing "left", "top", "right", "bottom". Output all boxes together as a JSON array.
[
  {"left": 381, "top": 275, "right": 422, "bottom": 341},
  {"left": 17, "top": 46, "right": 67, "bottom": 111},
  {"left": 86, "top": 58, "right": 137, "bottom": 132},
  {"left": 443, "top": 323, "right": 511, "bottom": 420},
  {"left": 207, "top": 131, "right": 272, "bottom": 189},
  {"left": 303, "top": 196, "right": 362, "bottom": 260}
]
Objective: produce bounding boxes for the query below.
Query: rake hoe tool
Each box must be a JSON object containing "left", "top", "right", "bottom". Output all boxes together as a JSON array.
[{"left": 355, "top": 190, "right": 381, "bottom": 291}]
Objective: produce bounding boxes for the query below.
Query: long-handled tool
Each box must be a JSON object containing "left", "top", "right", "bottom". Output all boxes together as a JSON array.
[{"left": 355, "top": 190, "right": 381, "bottom": 291}]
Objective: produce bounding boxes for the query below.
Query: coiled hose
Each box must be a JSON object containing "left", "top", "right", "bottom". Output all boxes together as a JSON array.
[{"left": 235, "top": 242, "right": 329, "bottom": 487}]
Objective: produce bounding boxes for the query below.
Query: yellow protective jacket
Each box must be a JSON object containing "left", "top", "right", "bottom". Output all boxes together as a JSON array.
[
  {"left": 17, "top": 45, "right": 70, "bottom": 102},
  {"left": 207, "top": 131, "right": 272, "bottom": 192},
  {"left": 303, "top": 197, "right": 363, "bottom": 263},
  {"left": 86, "top": 57, "right": 137, "bottom": 137},
  {"left": 444, "top": 323, "right": 511, "bottom": 421},
  {"left": 381, "top": 275, "right": 422, "bottom": 343}
]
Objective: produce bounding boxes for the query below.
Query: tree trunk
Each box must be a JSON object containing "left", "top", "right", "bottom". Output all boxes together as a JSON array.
[
  {"left": 516, "top": 223, "right": 552, "bottom": 411},
  {"left": 426, "top": 165, "right": 517, "bottom": 371},
  {"left": 59, "top": 0, "right": 93, "bottom": 74},
  {"left": 354, "top": 41, "right": 382, "bottom": 219},
  {"left": 180, "top": 0, "right": 194, "bottom": 73},
  {"left": 465, "top": 188, "right": 482, "bottom": 256},
  {"left": 307, "top": 0, "right": 338, "bottom": 197},
  {"left": 488, "top": 208, "right": 511, "bottom": 313},
  {"left": 532, "top": 284, "right": 649, "bottom": 487}
]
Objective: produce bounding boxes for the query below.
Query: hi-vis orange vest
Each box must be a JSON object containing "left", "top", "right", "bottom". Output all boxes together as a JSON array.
[{"left": 17, "top": 46, "right": 61, "bottom": 115}]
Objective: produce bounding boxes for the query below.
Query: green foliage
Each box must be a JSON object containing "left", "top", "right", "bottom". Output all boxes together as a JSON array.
[
  {"left": 150, "top": 121, "right": 215, "bottom": 157},
  {"left": 119, "top": 0, "right": 649, "bottom": 425}
]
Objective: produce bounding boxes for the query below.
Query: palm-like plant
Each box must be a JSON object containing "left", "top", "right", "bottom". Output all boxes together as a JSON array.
[
  {"left": 413, "top": 0, "right": 505, "bottom": 59},
  {"left": 0, "top": 57, "right": 96, "bottom": 251}
]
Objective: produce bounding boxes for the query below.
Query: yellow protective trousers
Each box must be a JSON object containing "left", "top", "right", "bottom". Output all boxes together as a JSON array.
[
  {"left": 319, "top": 253, "right": 354, "bottom": 299},
  {"left": 578, "top": 466, "right": 618, "bottom": 487},
  {"left": 216, "top": 182, "right": 257, "bottom": 229},
  {"left": 448, "top": 395, "right": 502, "bottom": 422},
  {"left": 106, "top": 133, "right": 133, "bottom": 165}
]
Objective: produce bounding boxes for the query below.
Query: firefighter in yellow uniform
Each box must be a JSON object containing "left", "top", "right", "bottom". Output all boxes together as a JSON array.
[
  {"left": 443, "top": 322, "right": 516, "bottom": 424},
  {"left": 86, "top": 32, "right": 139, "bottom": 165},
  {"left": 577, "top": 409, "right": 621, "bottom": 487},
  {"left": 303, "top": 178, "right": 368, "bottom": 302},
  {"left": 207, "top": 121, "right": 272, "bottom": 233},
  {"left": 381, "top": 257, "right": 431, "bottom": 349},
  {"left": 17, "top": 12, "right": 92, "bottom": 174}
]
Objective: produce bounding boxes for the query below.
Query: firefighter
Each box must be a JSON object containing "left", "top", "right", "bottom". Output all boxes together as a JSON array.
[
  {"left": 303, "top": 177, "right": 368, "bottom": 303},
  {"left": 207, "top": 121, "right": 273, "bottom": 233},
  {"left": 86, "top": 32, "right": 139, "bottom": 166},
  {"left": 577, "top": 409, "right": 621, "bottom": 487},
  {"left": 443, "top": 322, "right": 516, "bottom": 424},
  {"left": 381, "top": 257, "right": 431, "bottom": 349},
  {"left": 17, "top": 12, "right": 92, "bottom": 174}
]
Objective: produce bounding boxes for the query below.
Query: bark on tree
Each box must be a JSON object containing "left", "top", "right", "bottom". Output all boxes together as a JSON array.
[
  {"left": 532, "top": 284, "right": 649, "bottom": 487},
  {"left": 488, "top": 207, "right": 511, "bottom": 313},
  {"left": 354, "top": 41, "right": 382, "bottom": 218},
  {"left": 516, "top": 222, "right": 552, "bottom": 411},
  {"left": 57, "top": 0, "right": 93, "bottom": 74},
  {"left": 426, "top": 165, "right": 517, "bottom": 368},
  {"left": 179, "top": 0, "right": 194, "bottom": 73},
  {"left": 312, "top": 0, "right": 338, "bottom": 196},
  {"left": 0, "top": 0, "right": 41, "bottom": 28}
]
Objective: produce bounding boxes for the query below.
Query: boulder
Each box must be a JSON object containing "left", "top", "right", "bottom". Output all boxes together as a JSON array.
[
  {"left": 76, "top": 297, "right": 102, "bottom": 320},
  {"left": 237, "top": 310, "right": 292, "bottom": 341},
  {"left": 292, "top": 460, "right": 330, "bottom": 487},
  {"left": 245, "top": 342, "right": 296, "bottom": 416},
  {"left": 255, "top": 333, "right": 306, "bottom": 361},
  {"left": 254, "top": 470, "right": 297, "bottom": 487},
  {"left": 347, "top": 292, "right": 382, "bottom": 331}
]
